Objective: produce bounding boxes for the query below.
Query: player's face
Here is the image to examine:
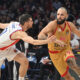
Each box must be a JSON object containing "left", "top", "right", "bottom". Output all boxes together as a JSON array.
[
  {"left": 28, "top": 18, "right": 33, "bottom": 28},
  {"left": 57, "top": 9, "right": 68, "bottom": 24},
  {"left": 24, "top": 18, "right": 33, "bottom": 31}
]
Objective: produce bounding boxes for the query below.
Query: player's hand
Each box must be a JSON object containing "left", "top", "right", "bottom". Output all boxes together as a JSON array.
[
  {"left": 47, "top": 35, "right": 56, "bottom": 43},
  {"left": 42, "top": 58, "right": 51, "bottom": 64}
]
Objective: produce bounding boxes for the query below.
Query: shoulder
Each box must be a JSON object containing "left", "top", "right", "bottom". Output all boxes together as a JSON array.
[
  {"left": 48, "top": 20, "right": 57, "bottom": 25},
  {"left": 11, "top": 30, "right": 27, "bottom": 40},
  {"left": 66, "top": 21, "right": 74, "bottom": 27},
  {"left": 67, "top": 21, "right": 72, "bottom": 25},
  {"left": 10, "top": 22, "right": 22, "bottom": 29},
  {"left": 66, "top": 21, "right": 76, "bottom": 31},
  {"left": 46, "top": 20, "right": 57, "bottom": 29}
]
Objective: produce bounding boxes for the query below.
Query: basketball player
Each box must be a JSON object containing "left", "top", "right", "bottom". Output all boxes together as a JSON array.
[
  {"left": 38, "top": 7, "right": 80, "bottom": 80},
  {"left": 0, "top": 14, "right": 65, "bottom": 80}
]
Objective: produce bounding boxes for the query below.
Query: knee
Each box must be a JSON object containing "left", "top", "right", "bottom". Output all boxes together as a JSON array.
[
  {"left": 63, "top": 72, "right": 73, "bottom": 80},
  {"left": 24, "top": 58, "right": 29, "bottom": 65},
  {"left": 64, "top": 74, "right": 70, "bottom": 79},
  {"left": 21, "top": 58, "right": 29, "bottom": 67},
  {"left": 66, "top": 58, "right": 77, "bottom": 69}
]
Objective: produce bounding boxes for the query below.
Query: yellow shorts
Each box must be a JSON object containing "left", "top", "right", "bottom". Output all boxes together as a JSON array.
[{"left": 49, "top": 49, "right": 75, "bottom": 77}]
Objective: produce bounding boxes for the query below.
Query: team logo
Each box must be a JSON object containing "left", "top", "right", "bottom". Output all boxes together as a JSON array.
[{"left": 66, "top": 29, "right": 69, "bottom": 34}]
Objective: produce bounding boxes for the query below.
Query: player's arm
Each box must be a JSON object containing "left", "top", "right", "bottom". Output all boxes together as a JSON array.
[
  {"left": 38, "top": 21, "right": 56, "bottom": 40},
  {"left": 0, "top": 23, "right": 10, "bottom": 29},
  {"left": 69, "top": 22, "right": 80, "bottom": 37},
  {"left": 10, "top": 31, "right": 55, "bottom": 45},
  {"left": 38, "top": 20, "right": 66, "bottom": 46}
]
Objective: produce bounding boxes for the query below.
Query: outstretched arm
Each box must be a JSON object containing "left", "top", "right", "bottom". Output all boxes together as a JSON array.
[
  {"left": 0, "top": 23, "right": 9, "bottom": 29},
  {"left": 10, "top": 31, "right": 55, "bottom": 45}
]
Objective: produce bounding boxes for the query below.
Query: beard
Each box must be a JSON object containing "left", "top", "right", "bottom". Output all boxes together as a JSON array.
[{"left": 57, "top": 18, "right": 66, "bottom": 24}]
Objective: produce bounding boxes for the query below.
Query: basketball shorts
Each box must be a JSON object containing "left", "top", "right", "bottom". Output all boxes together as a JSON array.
[
  {"left": 0, "top": 47, "right": 20, "bottom": 67},
  {"left": 49, "top": 49, "right": 75, "bottom": 77}
]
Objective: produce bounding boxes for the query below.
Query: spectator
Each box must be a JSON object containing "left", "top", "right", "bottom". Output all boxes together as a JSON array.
[
  {"left": 52, "top": 0, "right": 62, "bottom": 10},
  {"left": 70, "top": 33, "right": 79, "bottom": 54},
  {"left": 39, "top": 56, "right": 61, "bottom": 80}
]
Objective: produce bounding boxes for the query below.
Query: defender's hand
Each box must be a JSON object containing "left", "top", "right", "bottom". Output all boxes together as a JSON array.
[{"left": 47, "top": 35, "right": 56, "bottom": 43}]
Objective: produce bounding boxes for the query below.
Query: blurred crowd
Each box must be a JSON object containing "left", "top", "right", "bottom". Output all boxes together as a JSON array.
[{"left": 0, "top": 0, "right": 80, "bottom": 37}]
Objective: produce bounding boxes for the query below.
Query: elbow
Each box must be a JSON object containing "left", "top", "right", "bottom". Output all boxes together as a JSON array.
[
  {"left": 38, "top": 34, "right": 41, "bottom": 40},
  {"left": 38, "top": 34, "right": 47, "bottom": 40}
]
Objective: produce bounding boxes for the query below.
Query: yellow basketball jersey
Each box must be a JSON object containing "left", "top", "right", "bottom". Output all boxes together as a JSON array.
[{"left": 48, "top": 21, "right": 72, "bottom": 52}]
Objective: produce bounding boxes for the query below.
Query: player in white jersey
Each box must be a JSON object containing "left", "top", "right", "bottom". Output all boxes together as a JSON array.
[{"left": 0, "top": 14, "right": 65, "bottom": 80}]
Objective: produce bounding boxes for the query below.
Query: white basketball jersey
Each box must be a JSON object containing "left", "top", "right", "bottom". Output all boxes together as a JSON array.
[{"left": 0, "top": 22, "right": 22, "bottom": 50}]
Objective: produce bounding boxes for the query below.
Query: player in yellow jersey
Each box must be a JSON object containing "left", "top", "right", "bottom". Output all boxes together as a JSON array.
[{"left": 38, "top": 7, "right": 80, "bottom": 80}]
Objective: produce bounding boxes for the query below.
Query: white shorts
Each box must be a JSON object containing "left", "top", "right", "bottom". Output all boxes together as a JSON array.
[{"left": 0, "top": 47, "right": 20, "bottom": 67}]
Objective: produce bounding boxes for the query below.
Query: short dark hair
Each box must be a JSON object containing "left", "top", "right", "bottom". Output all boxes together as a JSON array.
[{"left": 19, "top": 14, "right": 32, "bottom": 25}]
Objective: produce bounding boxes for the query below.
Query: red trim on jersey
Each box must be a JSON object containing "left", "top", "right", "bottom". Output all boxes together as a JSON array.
[
  {"left": 53, "top": 27, "right": 58, "bottom": 35},
  {"left": 0, "top": 40, "right": 19, "bottom": 50},
  {"left": 65, "top": 56, "right": 75, "bottom": 62},
  {"left": 49, "top": 50, "right": 61, "bottom": 53},
  {"left": 0, "top": 30, "right": 23, "bottom": 50},
  {"left": 61, "top": 66, "right": 69, "bottom": 77},
  {"left": 10, "top": 29, "right": 22, "bottom": 40},
  {"left": 66, "top": 22, "right": 71, "bottom": 31},
  {"left": 48, "top": 27, "right": 57, "bottom": 38}
]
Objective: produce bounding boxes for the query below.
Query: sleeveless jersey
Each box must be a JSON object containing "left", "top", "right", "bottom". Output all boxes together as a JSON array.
[
  {"left": 0, "top": 22, "right": 22, "bottom": 50},
  {"left": 48, "top": 21, "right": 71, "bottom": 53}
]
